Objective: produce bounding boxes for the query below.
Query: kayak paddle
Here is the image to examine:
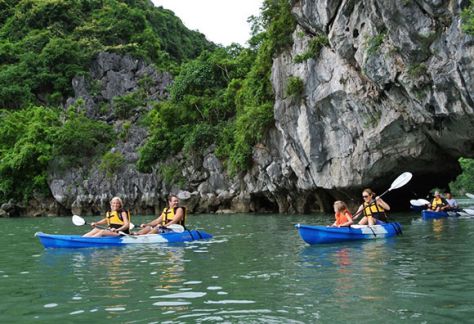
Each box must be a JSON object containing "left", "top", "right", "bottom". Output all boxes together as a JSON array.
[
  {"left": 378, "top": 172, "right": 413, "bottom": 199},
  {"left": 353, "top": 172, "right": 413, "bottom": 219},
  {"left": 165, "top": 224, "right": 185, "bottom": 233},
  {"left": 464, "top": 208, "right": 474, "bottom": 215},
  {"left": 410, "top": 198, "right": 430, "bottom": 206},
  {"left": 72, "top": 214, "right": 135, "bottom": 231}
]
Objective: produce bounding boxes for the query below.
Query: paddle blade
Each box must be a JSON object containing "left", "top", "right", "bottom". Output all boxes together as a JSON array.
[
  {"left": 389, "top": 172, "right": 412, "bottom": 191},
  {"left": 410, "top": 198, "right": 430, "bottom": 206},
  {"left": 129, "top": 222, "right": 135, "bottom": 230},
  {"left": 410, "top": 199, "right": 426, "bottom": 207},
  {"left": 464, "top": 208, "right": 474, "bottom": 215},
  {"left": 167, "top": 224, "right": 185, "bottom": 233},
  {"left": 72, "top": 215, "right": 86, "bottom": 226},
  {"left": 418, "top": 198, "right": 430, "bottom": 205},
  {"left": 466, "top": 193, "right": 474, "bottom": 199}
]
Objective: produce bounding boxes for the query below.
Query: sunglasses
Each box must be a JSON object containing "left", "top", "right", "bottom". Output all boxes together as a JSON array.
[{"left": 362, "top": 195, "right": 370, "bottom": 198}]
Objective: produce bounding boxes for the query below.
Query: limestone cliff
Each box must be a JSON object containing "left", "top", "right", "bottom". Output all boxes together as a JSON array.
[
  {"left": 243, "top": 0, "right": 474, "bottom": 212},
  {"left": 19, "top": 0, "right": 474, "bottom": 216}
]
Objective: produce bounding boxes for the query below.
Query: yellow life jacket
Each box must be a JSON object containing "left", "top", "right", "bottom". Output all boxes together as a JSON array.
[
  {"left": 363, "top": 201, "right": 386, "bottom": 220},
  {"left": 161, "top": 207, "right": 186, "bottom": 226},
  {"left": 106, "top": 210, "right": 130, "bottom": 227},
  {"left": 431, "top": 197, "right": 446, "bottom": 210}
]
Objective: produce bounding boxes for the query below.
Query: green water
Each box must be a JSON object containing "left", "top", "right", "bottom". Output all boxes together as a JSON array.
[{"left": 1, "top": 212, "right": 474, "bottom": 323}]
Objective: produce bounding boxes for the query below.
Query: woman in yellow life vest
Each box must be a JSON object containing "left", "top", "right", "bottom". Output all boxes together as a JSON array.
[
  {"left": 83, "top": 197, "right": 130, "bottom": 237},
  {"left": 428, "top": 191, "right": 448, "bottom": 212},
  {"left": 134, "top": 194, "right": 186, "bottom": 235},
  {"left": 353, "top": 188, "right": 390, "bottom": 226}
]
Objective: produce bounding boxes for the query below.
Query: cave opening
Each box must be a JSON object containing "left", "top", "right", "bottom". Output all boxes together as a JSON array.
[{"left": 249, "top": 193, "right": 279, "bottom": 213}]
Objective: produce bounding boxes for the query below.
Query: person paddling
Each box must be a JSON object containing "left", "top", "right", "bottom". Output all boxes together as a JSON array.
[
  {"left": 444, "top": 192, "right": 458, "bottom": 211},
  {"left": 83, "top": 197, "right": 130, "bottom": 237},
  {"left": 134, "top": 194, "right": 186, "bottom": 235},
  {"left": 353, "top": 188, "right": 390, "bottom": 225}
]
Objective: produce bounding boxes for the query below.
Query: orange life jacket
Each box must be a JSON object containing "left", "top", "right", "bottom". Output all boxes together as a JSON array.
[{"left": 335, "top": 209, "right": 353, "bottom": 226}]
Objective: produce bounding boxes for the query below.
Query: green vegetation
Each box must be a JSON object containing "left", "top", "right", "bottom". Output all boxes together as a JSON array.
[
  {"left": 293, "top": 34, "right": 329, "bottom": 63},
  {"left": 100, "top": 151, "right": 126, "bottom": 178},
  {"left": 113, "top": 91, "right": 145, "bottom": 120},
  {"left": 0, "top": 0, "right": 212, "bottom": 109},
  {"left": 366, "top": 32, "right": 386, "bottom": 55},
  {"left": 407, "top": 63, "right": 427, "bottom": 78},
  {"left": 0, "top": 106, "right": 59, "bottom": 201},
  {"left": 286, "top": 76, "right": 304, "bottom": 97},
  {"left": 52, "top": 107, "right": 114, "bottom": 169},
  {"left": 462, "top": 0, "right": 474, "bottom": 35},
  {"left": 0, "top": 0, "right": 213, "bottom": 202},
  {"left": 0, "top": 105, "right": 113, "bottom": 201},
  {"left": 160, "top": 162, "right": 185, "bottom": 187},
  {"left": 0, "top": 0, "right": 303, "bottom": 201},
  {"left": 450, "top": 158, "right": 474, "bottom": 194},
  {"left": 138, "top": 0, "right": 296, "bottom": 174}
]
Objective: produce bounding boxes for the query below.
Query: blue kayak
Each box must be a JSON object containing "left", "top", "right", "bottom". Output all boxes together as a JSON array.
[
  {"left": 295, "top": 223, "right": 402, "bottom": 245},
  {"left": 421, "top": 210, "right": 459, "bottom": 219},
  {"left": 410, "top": 205, "right": 426, "bottom": 212},
  {"left": 35, "top": 230, "right": 212, "bottom": 248}
]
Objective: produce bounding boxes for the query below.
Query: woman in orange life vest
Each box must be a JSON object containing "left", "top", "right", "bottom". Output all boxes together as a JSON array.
[
  {"left": 134, "top": 194, "right": 186, "bottom": 235},
  {"left": 353, "top": 188, "right": 390, "bottom": 225},
  {"left": 83, "top": 196, "right": 130, "bottom": 237},
  {"left": 331, "top": 201, "right": 353, "bottom": 227}
]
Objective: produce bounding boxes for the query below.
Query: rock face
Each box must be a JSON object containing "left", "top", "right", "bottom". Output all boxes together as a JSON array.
[
  {"left": 18, "top": 1, "right": 474, "bottom": 217},
  {"left": 245, "top": 0, "right": 474, "bottom": 211}
]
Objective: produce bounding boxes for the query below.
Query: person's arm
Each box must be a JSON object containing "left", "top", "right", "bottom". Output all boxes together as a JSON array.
[
  {"left": 352, "top": 205, "right": 363, "bottom": 220},
  {"left": 91, "top": 218, "right": 107, "bottom": 227},
  {"left": 376, "top": 197, "right": 390, "bottom": 211},
  {"left": 111, "top": 211, "right": 130, "bottom": 232},
  {"left": 164, "top": 207, "right": 184, "bottom": 226},
  {"left": 141, "top": 214, "right": 163, "bottom": 228},
  {"left": 441, "top": 198, "right": 449, "bottom": 210},
  {"left": 338, "top": 211, "right": 353, "bottom": 227}
]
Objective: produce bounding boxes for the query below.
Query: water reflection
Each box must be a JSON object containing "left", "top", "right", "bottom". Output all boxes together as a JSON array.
[
  {"left": 153, "top": 246, "right": 185, "bottom": 289},
  {"left": 298, "top": 238, "right": 398, "bottom": 308},
  {"left": 432, "top": 219, "right": 445, "bottom": 240}
]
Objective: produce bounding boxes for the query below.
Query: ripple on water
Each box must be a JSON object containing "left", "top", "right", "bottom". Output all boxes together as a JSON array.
[
  {"left": 183, "top": 281, "right": 202, "bottom": 285},
  {"left": 44, "top": 303, "right": 58, "bottom": 308},
  {"left": 153, "top": 301, "right": 191, "bottom": 306},
  {"left": 207, "top": 286, "right": 222, "bottom": 290},
  {"left": 204, "top": 300, "right": 255, "bottom": 304},
  {"left": 69, "top": 310, "right": 84, "bottom": 315},
  {"left": 151, "top": 292, "right": 206, "bottom": 299},
  {"left": 105, "top": 307, "right": 126, "bottom": 312}
]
